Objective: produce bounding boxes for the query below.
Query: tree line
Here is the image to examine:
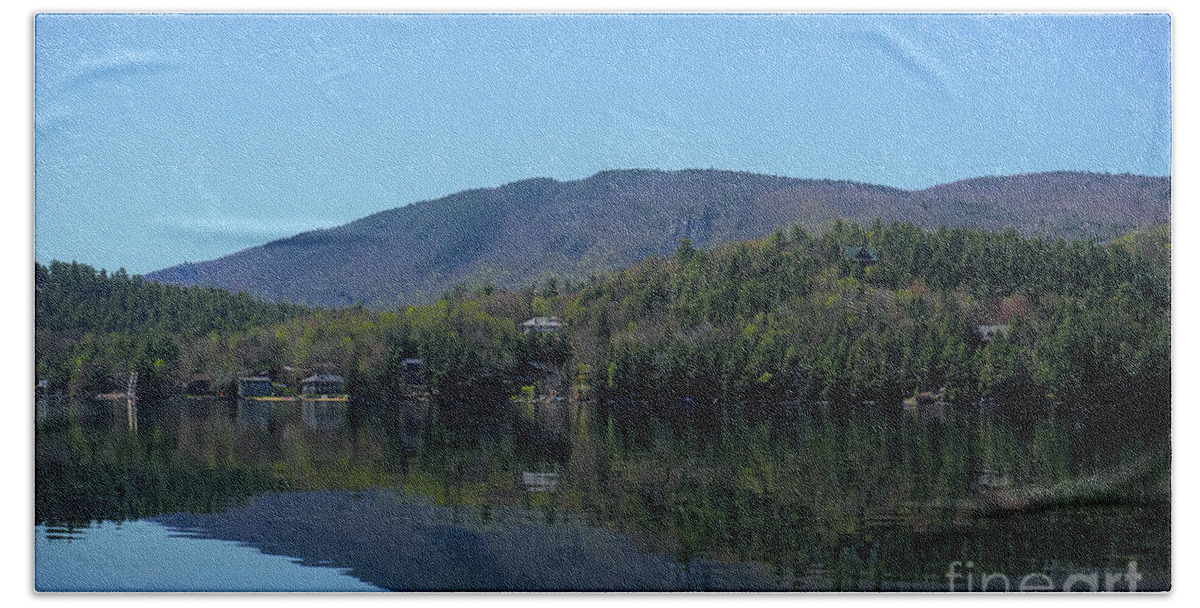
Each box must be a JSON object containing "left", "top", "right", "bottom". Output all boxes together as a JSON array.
[
  {"left": 569, "top": 221, "right": 1169, "bottom": 445},
  {"left": 35, "top": 220, "right": 1170, "bottom": 449}
]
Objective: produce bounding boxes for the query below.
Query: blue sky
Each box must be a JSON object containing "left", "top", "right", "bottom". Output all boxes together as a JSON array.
[{"left": 34, "top": 13, "right": 1171, "bottom": 274}]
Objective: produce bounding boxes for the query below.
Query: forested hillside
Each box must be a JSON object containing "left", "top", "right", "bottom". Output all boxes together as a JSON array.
[
  {"left": 38, "top": 221, "right": 1170, "bottom": 448},
  {"left": 35, "top": 261, "right": 308, "bottom": 397},
  {"left": 37, "top": 221, "right": 1171, "bottom": 579},
  {"left": 147, "top": 170, "right": 1170, "bottom": 307},
  {"left": 36, "top": 261, "right": 308, "bottom": 335},
  {"left": 565, "top": 221, "right": 1169, "bottom": 442}
]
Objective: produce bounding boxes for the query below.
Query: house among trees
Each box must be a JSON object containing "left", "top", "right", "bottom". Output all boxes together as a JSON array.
[
  {"left": 977, "top": 324, "right": 1011, "bottom": 342},
  {"left": 186, "top": 373, "right": 214, "bottom": 397},
  {"left": 301, "top": 374, "right": 345, "bottom": 398},
  {"left": 237, "top": 376, "right": 273, "bottom": 399},
  {"left": 521, "top": 316, "right": 564, "bottom": 333},
  {"left": 843, "top": 244, "right": 879, "bottom": 265}
]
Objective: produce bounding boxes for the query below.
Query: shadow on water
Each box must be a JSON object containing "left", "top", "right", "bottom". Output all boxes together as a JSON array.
[{"left": 35, "top": 394, "right": 1170, "bottom": 591}]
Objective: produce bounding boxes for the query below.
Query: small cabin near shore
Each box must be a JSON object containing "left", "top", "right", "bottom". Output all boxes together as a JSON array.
[
  {"left": 302, "top": 374, "right": 345, "bottom": 397},
  {"left": 186, "top": 373, "right": 216, "bottom": 396},
  {"left": 521, "top": 317, "right": 564, "bottom": 333},
  {"left": 238, "top": 376, "right": 273, "bottom": 398}
]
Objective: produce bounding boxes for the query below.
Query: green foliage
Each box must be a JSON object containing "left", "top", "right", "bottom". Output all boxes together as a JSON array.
[
  {"left": 36, "top": 261, "right": 307, "bottom": 336},
  {"left": 34, "top": 220, "right": 1171, "bottom": 588},
  {"left": 570, "top": 221, "right": 1169, "bottom": 444},
  {"left": 36, "top": 220, "right": 1169, "bottom": 451},
  {"left": 36, "top": 261, "right": 309, "bottom": 396},
  {"left": 144, "top": 171, "right": 1169, "bottom": 308}
]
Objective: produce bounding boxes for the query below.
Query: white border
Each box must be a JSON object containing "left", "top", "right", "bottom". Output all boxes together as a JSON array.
[{"left": 8, "top": 1, "right": 1191, "bottom": 606}]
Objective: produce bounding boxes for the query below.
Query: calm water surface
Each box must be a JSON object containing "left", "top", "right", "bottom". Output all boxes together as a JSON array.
[
  {"left": 35, "top": 520, "right": 382, "bottom": 592},
  {"left": 34, "top": 396, "right": 1169, "bottom": 591}
]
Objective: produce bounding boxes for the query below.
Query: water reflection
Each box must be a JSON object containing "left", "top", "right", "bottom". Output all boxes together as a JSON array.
[
  {"left": 302, "top": 401, "right": 347, "bottom": 431},
  {"left": 35, "top": 395, "right": 1170, "bottom": 591},
  {"left": 35, "top": 520, "right": 383, "bottom": 592},
  {"left": 236, "top": 399, "right": 271, "bottom": 430},
  {"left": 153, "top": 489, "right": 785, "bottom": 591}
]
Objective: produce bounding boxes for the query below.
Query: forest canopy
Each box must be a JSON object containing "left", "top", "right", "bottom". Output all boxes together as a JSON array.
[{"left": 34, "top": 220, "right": 1170, "bottom": 441}]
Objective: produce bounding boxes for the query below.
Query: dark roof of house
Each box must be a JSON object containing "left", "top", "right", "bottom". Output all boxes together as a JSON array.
[{"left": 843, "top": 244, "right": 879, "bottom": 262}]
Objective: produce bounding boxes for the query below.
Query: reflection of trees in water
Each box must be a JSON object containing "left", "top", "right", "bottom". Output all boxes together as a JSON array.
[
  {"left": 35, "top": 395, "right": 1169, "bottom": 589},
  {"left": 570, "top": 396, "right": 1167, "bottom": 588}
]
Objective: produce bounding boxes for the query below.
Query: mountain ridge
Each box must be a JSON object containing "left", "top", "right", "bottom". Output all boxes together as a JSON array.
[{"left": 147, "top": 169, "right": 1171, "bottom": 307}]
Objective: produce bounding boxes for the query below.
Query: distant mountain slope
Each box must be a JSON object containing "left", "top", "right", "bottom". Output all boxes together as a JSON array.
[{"left": 147, "top": 169, "right": 1170, "bottom": 307}]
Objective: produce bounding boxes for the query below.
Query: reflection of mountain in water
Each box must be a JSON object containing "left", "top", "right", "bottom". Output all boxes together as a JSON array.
[
  {"left": 37, "top": 397, "right": 1171, "bottom": 591},
  {"left": 154, "top": 489, "right": 786, "bottom": 591}
]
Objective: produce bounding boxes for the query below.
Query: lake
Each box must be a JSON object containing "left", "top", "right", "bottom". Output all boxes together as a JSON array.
[{"left": 34, "top": 395, "right": 1170, "bottom": 592}]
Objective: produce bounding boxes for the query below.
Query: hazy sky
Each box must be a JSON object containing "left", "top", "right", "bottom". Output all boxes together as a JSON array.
[{"left": 35, "top": 13, "right": 1171, "bottom": 274}]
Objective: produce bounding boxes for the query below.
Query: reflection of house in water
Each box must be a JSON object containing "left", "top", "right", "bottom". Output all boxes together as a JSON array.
[
  {"left": 520, "top": 471, "right": 560, "bottom": 493},
  {"left": 392, "top": 358, "right": 431, "bottom": 453},
  {"left": 302, "top": 401, "right": 347, "bottom": 431},
  {"left": 972, "top": 468, "right": 1011, "bottom": 493},
  {"left": 35, "top": 393, "right": 69, "bottom": 425},
  {"left": 397, "top": 397, "right": 429, "bottom": 454},
  {"left": 401, "top": 358, "right": 423, "bottom": 386},
  {"left": 532, "top": 395, "right": 570, "bottom": 437},
  {"left": 236, "top": 399, "right": 273, "bottom": 429},
  {"left": 238, "top": 376, "right": 274, "bottom": 399},
  {"left": 903, "top": 390, "right": 948, "bottom": 423},
  {"left": 301, "top": 374, "right": 347, "bottom": 400}
]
